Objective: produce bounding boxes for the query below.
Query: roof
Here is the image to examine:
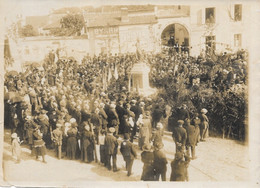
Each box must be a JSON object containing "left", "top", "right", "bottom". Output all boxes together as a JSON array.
[
  {"left": 43, "top": 20, "right": 61, "bottom": 30},
  {"left": 87, "top": 15, "right": 157, "bottom": 27}
]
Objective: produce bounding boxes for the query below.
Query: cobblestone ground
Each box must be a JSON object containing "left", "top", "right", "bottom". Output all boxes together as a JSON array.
[{"left": 2, "top": 129, "right": 250, "bottom": 186}]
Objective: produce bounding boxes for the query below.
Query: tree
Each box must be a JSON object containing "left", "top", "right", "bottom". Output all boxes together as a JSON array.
[
  {"left": 60, "top": 13, "right": 85, "bottom": 36},
  {"left": 19, "top": 24, "right": 36, "bottom": 37}
]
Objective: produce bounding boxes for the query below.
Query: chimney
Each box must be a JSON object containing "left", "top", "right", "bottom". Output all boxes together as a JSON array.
[{"left": 121, "top": 8, "right": 129, "bottom": 22}]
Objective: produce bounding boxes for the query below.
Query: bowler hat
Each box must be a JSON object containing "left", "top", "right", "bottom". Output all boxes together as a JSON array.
[{"left": 109, "top": 127, "right": 115, "bottom": 133}]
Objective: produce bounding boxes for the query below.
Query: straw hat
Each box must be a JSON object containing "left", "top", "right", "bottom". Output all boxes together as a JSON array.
[
  {"left": 201, "top": 108, "right": 208, "bottom": 114},
  {"left": 11, "top": 133, "right": 18, "bottom": 139}
]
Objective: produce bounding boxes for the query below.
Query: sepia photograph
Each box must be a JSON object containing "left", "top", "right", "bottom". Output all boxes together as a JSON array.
[{"left": 0, "top": 0, "right": 259, "bottom": 187}]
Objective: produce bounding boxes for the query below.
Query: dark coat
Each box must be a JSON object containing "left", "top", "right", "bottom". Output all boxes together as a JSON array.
[
  {"left": 141, "top": 151, "right": 155, "bottom": 181},
  {"left": 120, "top": 140, "right": 137, "bottom": 160},
  {"left": 104, "top": 133, "right": 118, "bottom": 155},
  {"left": 130, "top": 105, "right": 142, "bottom": 122},
  {"left": 66, "top": 128, "right": 78, "bottom": 160},
  {"left": 81, "top": 130, "right": 94, "bottom": 162},
  {"left": 185, "top": 124, "right": 196, "bottom": 146},
  {"left": 173, "top": 126, "right": 187, "bottom": 146},
  {"left": 177, "top": 108, "right": 190, "bottom": 121},
  {"left": 153, "top": 150, "right": 167, "bottom": 171},
  {"left": 170, "top": 158, "right": 189, "bottom": 181}
]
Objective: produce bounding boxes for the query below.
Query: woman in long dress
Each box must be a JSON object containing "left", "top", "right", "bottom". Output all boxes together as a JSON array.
[
  {"left": 81, "top": 122, "right": 94, "bottom": 163},
  {"left": 66, "top": 118, "right": 78, "bottom": 160}
]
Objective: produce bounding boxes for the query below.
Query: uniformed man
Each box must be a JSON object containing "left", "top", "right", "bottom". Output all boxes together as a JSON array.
[{"left": 120, "top": 133, "right": 137, "bottom": 176}]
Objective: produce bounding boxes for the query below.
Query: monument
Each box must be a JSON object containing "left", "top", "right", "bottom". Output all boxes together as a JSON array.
[{"left": 129, "top": 40, "right": 156, "bottom": 96}]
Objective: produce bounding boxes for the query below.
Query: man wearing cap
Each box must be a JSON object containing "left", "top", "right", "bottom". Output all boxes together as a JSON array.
[
  {"left": 172, "top": 120, "right": 187, "bottom": 152},
  {"left": 52, "top": 123, "right": 63, "bottom": 159},
  {"left": 104, "top": 127, "right": 119, "bottom": 172},
  {"left": 153, "top": 143, "right": 167, "bottom": 181},
  {"left": 120, "top": 133, "right": 137, "bottom": 176}
]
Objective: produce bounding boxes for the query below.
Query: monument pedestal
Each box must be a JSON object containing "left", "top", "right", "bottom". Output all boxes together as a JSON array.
[{"left": 129, "top": 62, "right": 156, "bottom": 96}]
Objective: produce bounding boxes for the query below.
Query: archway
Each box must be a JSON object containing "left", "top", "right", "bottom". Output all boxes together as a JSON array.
[{"left": 161, "top": 23, "right": 189, "bottom": 51}]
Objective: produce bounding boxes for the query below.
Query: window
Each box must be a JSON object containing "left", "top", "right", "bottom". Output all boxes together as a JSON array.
[
  {"left": 234, "top": 4, "right": 242, "bottom": 21},
  {"left": 205, "top": 8, "right": 215, "bottom": 24},
  {"left": 234, "top": 34, "right": 242, "bottom": 47},
  {"left": 206, "top": 36, "right": 216, "bottom": 54}
]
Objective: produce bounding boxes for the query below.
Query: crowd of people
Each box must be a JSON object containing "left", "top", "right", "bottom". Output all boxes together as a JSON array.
[{"left": 4, "top": 47, "right": 247, "bottom": 181}]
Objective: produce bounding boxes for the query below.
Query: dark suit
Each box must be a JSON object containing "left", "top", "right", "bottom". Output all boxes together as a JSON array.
[
  {"left": 130, "top": 105, "right": 142, "bottom": 141},
  {"left": 185, "top": 124, "right": 196, "bottom": 158},
  {"left": 104, "top": 133, "right": 118, "bottom": 171},
  {"left": 153, "top": 150, "right": 167, "bottom": 181},
  {"left": 172, "top": 126, "right": 187, "bottom": 152},
  {"left": 170, "top": 156, "right": 190, "bottom": 181},
  {"left": 116, "top": 105, "right": 128, "bottom": 134},
  {"left": 141, "top": 151, "right": 155, "bottom": 181},
  {"left": 120, "top": 140, "right": 137, "bottom": 176}
]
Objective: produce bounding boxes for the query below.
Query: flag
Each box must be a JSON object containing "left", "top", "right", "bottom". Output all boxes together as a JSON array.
[
  {"left": 114, "top": 65, "right": 118, "bottom": 80},
  {"left": 108, "top": 67, "right": 112, "bottom": 82}
]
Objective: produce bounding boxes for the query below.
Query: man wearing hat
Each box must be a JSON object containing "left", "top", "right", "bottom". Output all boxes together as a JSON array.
[
  {"left": 104, "top": 127, "right": 119, "bottom": 172},
  {"left": 170, "top": 152, "right": 190, "bottom": 181},
  {"left": 107, "top": 103, "right": 119, "bottom": 135},
  {"left": 52, "top": 123, "right": 63, "bottom": 159},
  {"left": 116, "top": 100, "right": 128, "bottom": 135},
  {"left": 153, "top": 143, "right": 167, "bottom": 181},
  {"left": 184, "top": 119, "right": 197, "bottom": 159},
  {"left": 130, "top": 99, "right": 142, "bottom": 141},
  {"left": 120, "top": 133, "right": 137, "bottom": 176},
  {"left": 37, "top": 109, "right": 51, "bottom": 148},
  {"left": 24, "top": 115, "right": 39, "bottom": 150},
  {"left": 200, "top": 108, "right": 209, "bottom": 141},
  {"left": 172, "top": 120, "right": 187, "bottom": 152}
]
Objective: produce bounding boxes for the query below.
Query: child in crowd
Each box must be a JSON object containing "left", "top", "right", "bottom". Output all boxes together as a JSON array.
[{"left": 11, "top": 133, "right": 22, "bottom": 164}]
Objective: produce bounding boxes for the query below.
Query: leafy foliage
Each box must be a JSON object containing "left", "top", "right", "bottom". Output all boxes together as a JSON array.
[
  {"left": 59, "top": 13, "right": 85, "bottom": 36},
  {"left": 19, "top": 24, "right": 36, "bottom": 37}
]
